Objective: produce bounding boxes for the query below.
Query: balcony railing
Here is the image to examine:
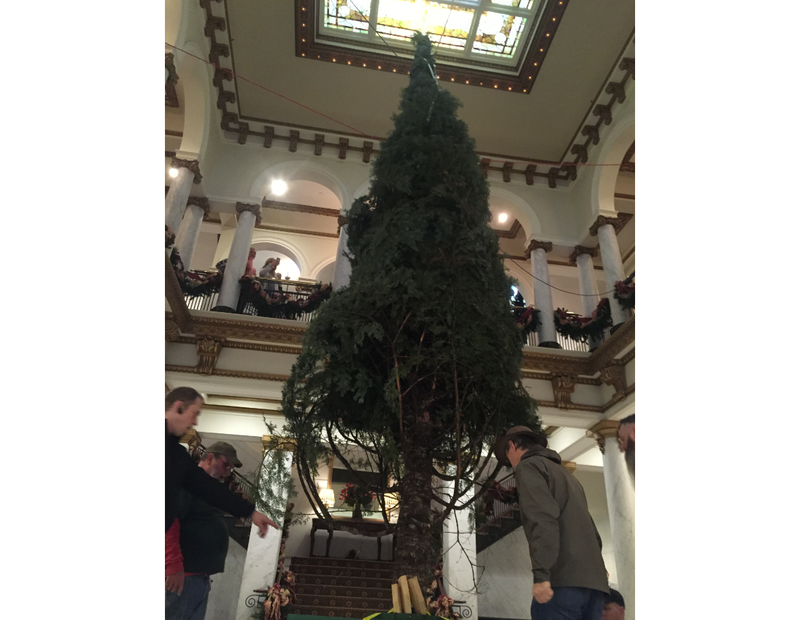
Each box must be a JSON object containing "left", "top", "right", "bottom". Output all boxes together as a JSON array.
[{"left": 235, "top": 277, "right": 327, "bottom": 323}]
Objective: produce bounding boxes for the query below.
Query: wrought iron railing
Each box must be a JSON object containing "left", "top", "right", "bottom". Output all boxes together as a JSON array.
[
  {"left": 482, "top": 473, "right": 518, "bottom": 529},
  {"left": 235, "top": 277, "right": 325, "bottom": 322}
]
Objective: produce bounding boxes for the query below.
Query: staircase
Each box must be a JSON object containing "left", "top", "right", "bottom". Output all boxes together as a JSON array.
[
  {"left": 289, "top": 556, "right": 394, "bottom": 617},
  {"left": 476, "top": 505, "right": 522, "bottom": 553}
]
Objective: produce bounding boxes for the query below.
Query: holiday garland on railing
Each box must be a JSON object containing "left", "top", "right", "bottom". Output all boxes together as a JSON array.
[
  {"left": 169, "top": 247, "right": 225, "bottom": 297},
  {"left": 240, "top": 275, "right": 332, "bottom": 320},
  {"left": 614, "top": 280, "right": 635, "bottom": 310},
  {"left": 515, "top": 306, "right": 541, "bottom": 339},
  {"left": 554, "top": 297, "right": 613, "bottom": 344}
]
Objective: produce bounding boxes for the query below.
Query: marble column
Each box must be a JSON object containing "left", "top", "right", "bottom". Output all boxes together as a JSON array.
[
  {"left": 165, "top": 158, "right": 202, "bottom": 235},
  {"left": 235, "top": 444, "right": 295, "bottom": 620},
  {"left": 332, "top": 215, "right": 351, "bottom": 291},
  {"left": 590, "top": 216, "right": 630, "bottom": 328},
  {"left": 569, "top": 245, "right": 602, "bottom": 350},
  {"left": 525, "top": 240, "right": 560, "bottom": 348},
  {"left": 175, "top": 197, "right": 210, "bottom": 269},
  {"left": 215, "top": 202, "right": 261, "bottom": 311},
  {"left": 589, "top": 420, "right": 635, "bottom": 620},
  {"left": 442, "top": 467, "right": 477, "bottom": 619}
]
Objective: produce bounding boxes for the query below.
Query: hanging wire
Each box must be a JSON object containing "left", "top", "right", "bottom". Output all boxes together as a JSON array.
[{"left": 506, "top": 256, "right": 632, "bottom": 297}]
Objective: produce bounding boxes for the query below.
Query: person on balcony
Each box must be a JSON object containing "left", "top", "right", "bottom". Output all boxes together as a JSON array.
[
  {"left": 165, "top": 441, "right": 245, "bottom": 620},
  {"left": 244, "top": 247, "right": 258, "bottom": 277},
  {"left": 259, "top": 257, "right": 281, "bottom": 291},
  {"left": 494, "top": 426, "right": 608, "bottom": 620},
  {"left": 165, "top": 387, "right": 277, "bottom": 537}
]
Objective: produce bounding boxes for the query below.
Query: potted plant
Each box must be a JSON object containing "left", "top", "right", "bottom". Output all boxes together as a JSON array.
[{"left": 338, "top": 483, "right": 376, "bottom": 520}]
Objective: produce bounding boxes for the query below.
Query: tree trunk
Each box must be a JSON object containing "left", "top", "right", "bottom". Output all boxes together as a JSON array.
[{"left": 393, "top": 422, "right": 438, "bottom": 586}]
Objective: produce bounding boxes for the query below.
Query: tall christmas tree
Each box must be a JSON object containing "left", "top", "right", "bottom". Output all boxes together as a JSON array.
[{"left": 282, "top": 33, "right": 540, "bottom": 585}]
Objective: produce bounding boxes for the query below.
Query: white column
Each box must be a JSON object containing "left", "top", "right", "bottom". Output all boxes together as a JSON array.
[
  {"left": 216, "top": 202, "right": 261, "bottom": 311},
  {"left": 235, "top": 449, "right": 294, "bottom": 620},
  {"left": 175, "top": 197, "right": 210, "bottom": 269},
  {"left": 442, "top": 469, "right": 477, "bottom": 620},
  {"left": 527, "top": 240, "right": 560, "bottom": 348},
  {"left": 590, "top": 421, "right": 635, "bottom": 620},
  {"left": 572, "top": 246, "right": 602, "bottom": 350},
  {"left": 592, "top": 217, "right": 630, "bottom": 327},
  {"left": 165, "top": 159, "right": 200, "bottom": 235},
  {"left": 332, "top": 215, "right": 351, "bottom": 291}
]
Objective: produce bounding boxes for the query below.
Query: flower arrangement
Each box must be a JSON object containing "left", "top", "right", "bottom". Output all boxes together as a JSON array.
[
  {"left": 338, "top": 483, "right": 375, "bottom": 517},
  {"left": 426, "top": 565, "right": 461, "bottom": 620}
]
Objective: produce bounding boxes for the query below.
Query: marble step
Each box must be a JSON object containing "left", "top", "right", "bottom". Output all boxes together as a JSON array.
[{"left": 295, "top": 583, "right": 392, "bottom": 601}]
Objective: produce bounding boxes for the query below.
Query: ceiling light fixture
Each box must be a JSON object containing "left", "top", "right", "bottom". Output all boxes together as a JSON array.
[
  {"left": 169, "top": 167, "right": 179, "bottom": 178},
  {"left": 271, "top": 180, "right": 288, "bottom": 196},
  {"left": 499, "top": 213, "right": 508, "bottom": 223}
]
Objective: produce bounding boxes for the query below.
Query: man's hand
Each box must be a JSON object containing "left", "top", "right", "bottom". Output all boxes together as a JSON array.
[
  {"left": 165, "top": 570, "right": 185, "bottom": 594},
  {"left": 251, "top": 510, "right": 279, "bottom": 537},
  {"left": 533, "top": 581, "right": 553, "bottom": 604}
]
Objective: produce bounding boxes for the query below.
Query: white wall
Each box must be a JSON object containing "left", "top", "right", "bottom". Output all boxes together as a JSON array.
[{"left": 205, "top": 538, "right": 247, "bottom": 620}]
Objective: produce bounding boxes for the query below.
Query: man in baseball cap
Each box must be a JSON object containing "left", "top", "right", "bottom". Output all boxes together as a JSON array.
[
  {"left": 601, "top": 589, "right": 625, "bottom": 620},
  {"left": 493, "top": 426, "right": 609, "bottom": 620},
  {"left": 166, "top": 441, "right": 248, "bottom": 620}
]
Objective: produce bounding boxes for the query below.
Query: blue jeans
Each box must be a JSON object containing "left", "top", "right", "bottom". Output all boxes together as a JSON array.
[
  {"left": 165, "top": 574, "right": 211, "bottom": 620},
  {"left": 531, "top": 587, "right": 604, "bottom": 620}
]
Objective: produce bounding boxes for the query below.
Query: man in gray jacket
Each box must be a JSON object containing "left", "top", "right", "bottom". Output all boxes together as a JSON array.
[{"left": 494, "top": 426, "right": 609, "bottom": 620}]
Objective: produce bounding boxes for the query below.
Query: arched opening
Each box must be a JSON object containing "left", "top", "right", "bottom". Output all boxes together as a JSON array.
[{"left": 250, "top": 162, "right": 350, "bottom": 211}]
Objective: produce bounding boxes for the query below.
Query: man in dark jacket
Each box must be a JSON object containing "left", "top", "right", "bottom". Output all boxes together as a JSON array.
[
  {"left": 494, "top": 426, "right": 608, "bottom": 620},
  {"left": 166, "top": 441, "right": 246, "bottom": 620},
  {"left": 165, "top": 387, "right": 276, "bottom": 535}
]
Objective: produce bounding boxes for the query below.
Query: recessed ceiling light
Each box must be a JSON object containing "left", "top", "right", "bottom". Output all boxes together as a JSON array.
[
  {"left": 271, "top": 180, "right": 288, "bottom": 196},
  {"left": 168, "top": 167, "right": 179, "bottom": 178},
  {"left": 499, "top": 213, "right": 508, "bottom": 223}
]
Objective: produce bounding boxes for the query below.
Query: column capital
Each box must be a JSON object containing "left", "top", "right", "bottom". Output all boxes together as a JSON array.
[
  {"left": 524, "top": 239, "right": 553, "bottom": 259},
  {"left": 568, "top": 245, "right": 599, "bottom": 264},
  {"left": 337, "top": 214, "right": 348, "bottom": 235},
  {"left": 235, "top": 202, "right": 262, "bottom": 226},
  {"left": 196, "top": 336, "right": 224, "bottom": 376},
  {"left": 186, "top": 196, "right": 211, "bottom": 219},
  {"left": 589, "top": 213, "right": 632, "bottom": 236},
  {"left": 586, "top": 419, "right": 620, "bottom": 454},
  {"left": 171, "top": 157, "right": 203, "bottom": 184}
]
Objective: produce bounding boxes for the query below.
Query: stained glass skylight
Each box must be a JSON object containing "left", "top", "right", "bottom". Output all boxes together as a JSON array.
[{"left": 320, "top": 0, "right": 545, "bottom": 66}]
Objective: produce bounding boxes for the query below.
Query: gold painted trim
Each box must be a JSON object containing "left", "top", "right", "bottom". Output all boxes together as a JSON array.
[
  {"left": 165, "top": 364, "right": 290, "bottom": 382},
  {"left": 206, "top": 394, "right": 283, "bottom": 405},
  {"left": 201, "top": 403, "right": 281, "bottom": 415},
  {"left": 255, "top": 222, "right": 339, "bottom": 239},
  {"left": 261, "top": 199, "right": 340, "bottom": 218},
  {"left": 175, "top": 335, "right": 302, "bottom": 355}
]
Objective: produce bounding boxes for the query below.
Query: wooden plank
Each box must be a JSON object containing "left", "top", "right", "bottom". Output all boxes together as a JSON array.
[
  {"left": 397, "top": 575, "right": 412, "bottom": 613},
  {"left": 391, "top": 583, "right": 401, "bottom": 612},
  {"left": 408, "top": 576, "right": 427, "bottom": 614}
]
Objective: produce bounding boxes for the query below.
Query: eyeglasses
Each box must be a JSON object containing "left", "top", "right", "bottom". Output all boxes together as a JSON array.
[{"left": 213, "top": 454, "right": 234, "bottom": 470}]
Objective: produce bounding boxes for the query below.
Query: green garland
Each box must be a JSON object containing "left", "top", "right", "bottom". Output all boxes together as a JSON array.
[
  {"left": 554, "top": 297, "right": 612, "bottom": 343},
  {"left": 614, "top": 280, "right": 635, "bottom": 310},
  {"left": 514, "top": 306, "right": 541, "bottom": 339},
  {"left": 240, "top": 276, "right": 332, "bottom": 320}
]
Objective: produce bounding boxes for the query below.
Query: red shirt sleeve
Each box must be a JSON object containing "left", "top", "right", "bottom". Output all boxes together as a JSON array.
[{"left": 165, "top": 517, "right": 184, "bottom": 576}]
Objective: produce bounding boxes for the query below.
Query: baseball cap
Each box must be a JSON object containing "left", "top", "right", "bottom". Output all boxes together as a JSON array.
[
  {"left": 604, "top": 589, "right": 625, "bottom": 608},
  {"left": 207, "top": 441, "right": 243, "bottom": 468}
]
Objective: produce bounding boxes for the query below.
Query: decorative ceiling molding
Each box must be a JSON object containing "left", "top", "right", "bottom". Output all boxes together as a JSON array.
[
  {"left": 619, "top": 141, "right": 635, "bottom": 173},
  {"left": 261, "top": 198, "right": 340, "bottom": 218},
  {"left": 614, "top": 193, "right": 635, "bottom": 201},
  {"left": 255, "top": 223, "right": 338, "bottom": 239},
  {"left": 200, "top": 403, "right": 281, "bottom": 415},
  {"left": 296, "top": 0, "right": 571, "bottom": 95},
  {"left": 493, "top": 218, "right": 522, "bottom": 239},
  {"left": 166, "top": 364, "right": 291, "bottom": 382},
  {"left": 197, "top": 0, "right": 634, "bottom": 191},
  {"left": 165, "top": 52, "right": 179, "bottom": 108}
]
